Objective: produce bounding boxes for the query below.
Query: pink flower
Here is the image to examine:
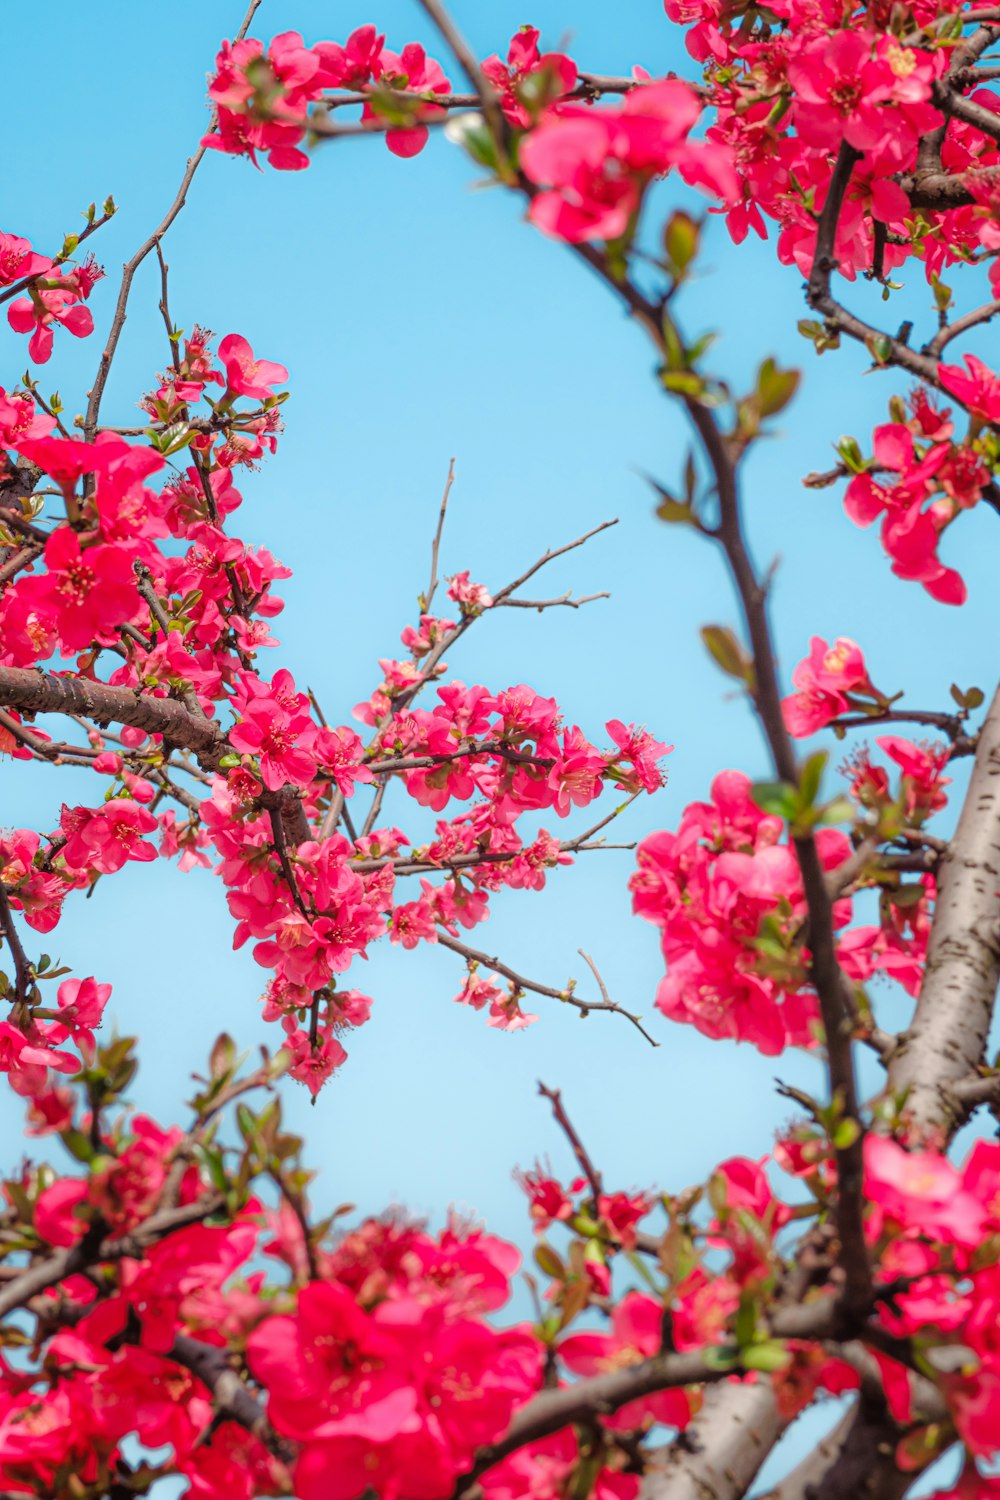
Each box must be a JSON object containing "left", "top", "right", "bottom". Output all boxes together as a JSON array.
[
  {"left": 482, "top": 27, "right": 577, "bottom": 127},
  {"left": 515, "top": 1165, "right": 573, "bottom": 1230},
  {"left": 247, "top": 1280, "right": 416, "bottom": 1441},
  {"left": 605, "top": 719, "right": 672, "bottom": 792},
  {"left": 446, "top": 570, "right": 493, "bottom": 614},
  {"left": 782, "top": 636, "right": 876, "bottom": 737},
  {"left": 877, "top": 735, "right": 950, "bottom": 820},
  {"left": 864, "top": 1135, "right": 987, "bottom": 1249},
  {"left": 7, "top": 525, "right": 139, "bottom": 657},
  {"left": 787, "top": 33, "right": 939, "bottom": 155},
  {"left": 938, "top": 355, "right": 1000, "bottom": 425},
  {"left": 217, "top": 334, "right": 288, "bottom": 400},
  {"left": 548, "top": 725, "right": 605, "bottom": 815},
  {"left": 229, "top": 699, "right": 317, "bottom": 792},
  {"left": 0, "top": 230, "right": 53, "bottom": 285},
  {"left": 7, "top": 264, "right": 101, "bottom": 364},
  {"left": 521, "top": 82, "right": 737, "bottom": 244},
  {"left": 368, "top": 43, "right": 450, "bottom": 158},
  {"left": 60, "top": 800, "right": 160, "bottom": 874},
  {"left": 560, "top": 1292, "right": 692, "bottom": 1430}
]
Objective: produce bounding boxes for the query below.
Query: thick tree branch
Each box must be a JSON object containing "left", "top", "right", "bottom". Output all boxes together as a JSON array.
[
  {"left": 0, "top": 666, "right": 225, "bottom": 767},
  {"left": 0, "top": 1197, "right": 222, "bottom": 1319},
  {"left": 888, "top": 680, "right": 1000, "bottom": 1139},
  {"left": 755, "top": 1399, "right": 913, "bottom": 1500},
  {"left": 639, "top": 1382, "right": 788, "bottom": 1500}
]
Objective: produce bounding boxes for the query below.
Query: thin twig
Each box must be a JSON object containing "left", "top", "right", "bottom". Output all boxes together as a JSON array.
[
  {"left": 413, "top": 0, "right": 507, "bottom": 147},
  {"left": 436, "top": 930, "right": 659, "bottom": 1045},
  {"left": 83, "top": 0, "right": 263, "bottom": 437},
  {"left": 0, "top": 884, "right": 32, "bottom": 1003},
  {"left": 424, "top": 457, "right": 455, "bottom": 613},
  {"left": 538, "top": 1080, "right": 604, "bottom": 1208}
]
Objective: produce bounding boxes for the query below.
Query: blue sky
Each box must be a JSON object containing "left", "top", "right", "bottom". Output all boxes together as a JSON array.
[{"left": 2, "top": 2, "right": 996, "bottom": 1490}]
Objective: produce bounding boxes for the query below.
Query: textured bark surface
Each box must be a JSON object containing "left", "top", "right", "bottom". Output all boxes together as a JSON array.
[
  {"left": 640, "top": 686, "right": 1000, "bottom": 1498},
  {"left": 755, "top": 1402, "right": 913, "bottom": 1500},
  {"left": 888, "top": 680, "right": 1000, "bottom": 1138},
  {"left": 0, "top": 665, "right": 224, "bottom": 765},
  {"left": 639, "top": 1383, "right": 787, "bottom": 1500}
]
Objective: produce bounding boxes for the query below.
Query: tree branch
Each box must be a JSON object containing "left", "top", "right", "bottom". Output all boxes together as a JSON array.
[
  {"left": 436, "top": 930, "right": 659, "bottom": 1045},
  {"left": 83, "top": 0, "right": 263, "bottom": 437},
  {"left": 887, "top": 680, "right": 1000, "bottom": 1139}
]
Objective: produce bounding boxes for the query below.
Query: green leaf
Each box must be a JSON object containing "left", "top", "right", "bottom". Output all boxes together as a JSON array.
[
  {"left": 755, "top": 357, "right": 800, "bottom": 418},
  {"left": 742, "top": 1340, "right": 791, "bottom": 1372},
  {"left": 703, "top": 1345, "right": 740, "bottom": 1371},
  {"left": 798, "top": 751, "right": 827, "bottom": 810},
  {"left": 662, "top": 370, "right": 705, "bottom": 398},
  {"left": 209, "top": 1033, "right": 237, "bottom": 1081},
  {"left": 797, "top": 318, "right": 840, "bottom": 355},
  {"left": 817, "top": 796, "right": 855, "bottom": 826},
  {"left": 832, "top": 1118, "right": 861, "bottom": 1150},
  {"left": 534, "top": 1242, "right": 566, "bottom": 1280},
  {"left": 700, "top": 625, "right": 753, "bottom": 686},
  {"left": 751, "top": 780, "right": 798, "bottom": 821},
  {"left": 663, "top": 210, "right": 701, "bottom": 277}
]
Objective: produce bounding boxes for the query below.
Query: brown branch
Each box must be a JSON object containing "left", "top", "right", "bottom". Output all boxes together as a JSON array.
[
  {"left": 495, "top": 590, "right": 610, "bottom": 610},
  {"left": 926, "top": 296, "right": 1000, "bottom": 355},
  {"left": 639, "top": 1383, "right": 789, "bottom": 1500},
  {"left": 458, "top": 1351, "right": 740, "bottom": 1496},
  {"left": 488, "top": 519, "right": 619, "bottom": 606},
  {"left": 437, "top": 930, "right": 659, "bottom": 1045},
  {"left": 83, "top": 0, "right": 263, "bottom": 437},
  {"left": 169, "top": 1333, "right": 289, "bottom": 1455},
  {"left": 830, "top": 706, "right": 965, "bottom": 736},
  {"left": 0, "top": 666, "right": 225, "bottom": 768},
  {"left": 413, "top": 0, "right": 507, "bottom": 149},
  {"left": 0, "top": 1197, "right": 222, "bottom": 1320},
  {"left": 0, "top": 541, "right": 43, "bottom": 588},
  {"left": 267, "top": 805, "right": 309, "bottom": 919},
  {"left": 754, "top": 1398, "right": 914, "bottom": 1500},
  {"left": 807, "top": 142, "right": 939, "bottom": 386},
  {"left": 537, "top": 1081, "right": 604, "bottom": 1209},
  {"left": 0, "top": 883, "right": 32, "bottom": 1003},
  {"left": 319, "top": 515, "right": 619, "bottom": 841},
  {"left": 0, "top": 500, "right": 47, "bottom": 542},
  {"left": 424, "top": 456, "right": 455, "bottom": 613}
]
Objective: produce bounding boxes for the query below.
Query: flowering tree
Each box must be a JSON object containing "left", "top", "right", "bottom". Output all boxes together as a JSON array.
[{"left": 4, "top": 1, "right": 1000, "bottom": 1496}]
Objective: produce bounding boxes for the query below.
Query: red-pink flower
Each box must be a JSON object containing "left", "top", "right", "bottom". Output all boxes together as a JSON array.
[
  {"left": 229, "top": 699, "right": 317, "bottom": 792},
  {"left": 7, "top": 264, "right": 100, "bottom": 364},
  {"left": 560, "top": 1292, "right": 692, "bottom": 1430},
  {"left": 482, "top": 27, "right": 577, "bottom": 127},
  {"left": 60, "top": 801, "right": 160, "bottom": 875},
  {"left": 938, "top": 355, "right": 1000, "bottom": 425},
  {"left": 521, "top": 82, "right": 737, "bottom": 244},
  {"left": 218, "top": 333, "right": 288, "bottom": 400},
  {"left": 247, "top": 1280, "right": 416, "bottom": 1441},
  {"left": 782, "top": 635, "right": 877, "bottom": 737},
  {"left": 0, "top": 230, "right": 53, "bottom": 285},
  {"left": 864, "top": 1135, "right": 987, "bottom": 1249}
]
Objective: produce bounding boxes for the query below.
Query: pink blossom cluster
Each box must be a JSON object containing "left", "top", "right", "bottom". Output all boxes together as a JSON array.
[
  {"left": 13, "top": 1045, "right": 1000, "bottom": 1500},
  {"left": 661, "top": 0, "right": 985, "bottom": 285},
  {"left": 782, "top": 634, "right": 881, "bottom": 736},
  {"left": 0, "top": 229, "right": 105, "bottom": 365},
  {"left": 0, "top": 319, "right": 669, "bottom": 1095},
  {"left": 520, "top": 79, "right": 739, "bottom": 242},
  {"left": 202, "top": 27, "right": 452, "bottom": 164},
  {"left": 630, "top": 764, "right": 937, "bottom": 1054},
  {"left": 843, "top": 388, "right": 989, "bottom": 605}
]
